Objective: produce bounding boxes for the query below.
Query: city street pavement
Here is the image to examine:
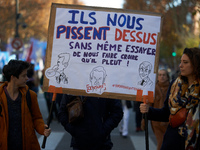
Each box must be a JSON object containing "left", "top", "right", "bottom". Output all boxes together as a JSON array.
[{"left": 36, "top": 91, "right": 157, "bottom": 150}]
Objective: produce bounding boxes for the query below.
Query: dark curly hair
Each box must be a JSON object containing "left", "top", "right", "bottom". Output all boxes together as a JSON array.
[
  {"left": 181, "top": 47, "right": 200, "bottom": 81},
  {"left": 3, "top": 60, "right": 30, "bottom": 82}
]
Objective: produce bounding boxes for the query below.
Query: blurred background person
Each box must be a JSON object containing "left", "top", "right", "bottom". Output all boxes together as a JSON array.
[
  {"left": 151, "top": 69, "right": 170, "bottom": 150},
  {"left": 119, "top": 100, "right": 132, "bottom": 138},
  {"left": 26, "top": 63, "right": 39, "bottom": 94}
]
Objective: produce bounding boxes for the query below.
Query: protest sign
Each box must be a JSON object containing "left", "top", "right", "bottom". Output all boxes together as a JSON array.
[{"left": 43, "top": 3, "right": 163, "bottom": 102}]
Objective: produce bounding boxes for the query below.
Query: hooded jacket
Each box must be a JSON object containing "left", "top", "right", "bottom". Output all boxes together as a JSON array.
[{"left": 0, "top": 82, "right": 45, "bottom": 150}]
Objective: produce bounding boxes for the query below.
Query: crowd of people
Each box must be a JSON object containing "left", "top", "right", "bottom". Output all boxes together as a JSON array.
[{"left": 1, "top": 47, "right": 200, "bottom": 150}]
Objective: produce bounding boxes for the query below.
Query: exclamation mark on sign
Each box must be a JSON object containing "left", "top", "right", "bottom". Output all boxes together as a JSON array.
[{"left": 127, "top": 61, "right": 129, "bottom": 66}]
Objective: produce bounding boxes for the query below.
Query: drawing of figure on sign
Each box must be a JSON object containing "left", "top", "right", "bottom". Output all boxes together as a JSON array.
[
  {"left": 86, "top": 66, "right": 107, "bottom": 94},
  {"left": 45, "top": 53, "right": 70, "bottom": 84},
  {"left": 138, "top": 61, "right": 153, "bottom": 88}
]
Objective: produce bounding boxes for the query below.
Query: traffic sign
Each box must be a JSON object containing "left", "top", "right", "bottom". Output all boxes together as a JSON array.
[{"left": 11, "top": 38, "right": 23, "bottom": 50}]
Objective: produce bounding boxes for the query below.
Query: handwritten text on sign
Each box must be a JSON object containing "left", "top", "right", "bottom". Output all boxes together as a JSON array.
[{"left": 45, "top": 6, "right": 161, "bottom": 97}]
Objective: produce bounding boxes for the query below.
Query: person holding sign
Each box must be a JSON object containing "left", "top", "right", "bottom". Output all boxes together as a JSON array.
[
  {"left": 58, "top": 95, "right": 123, "bottom": 150},
  {"left": 0, "top": 60, "right": 51, "bottom": 150},
  {"left": 140, "top": 47, "right": 200, "bottom": 150},
  {"left": 151, "top": 69, "right": 170, "bottom": 150}
]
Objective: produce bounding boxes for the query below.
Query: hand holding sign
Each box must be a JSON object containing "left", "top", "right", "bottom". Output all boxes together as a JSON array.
[{"left": 41, "top": 85, "right": 63, "bottom": 149}]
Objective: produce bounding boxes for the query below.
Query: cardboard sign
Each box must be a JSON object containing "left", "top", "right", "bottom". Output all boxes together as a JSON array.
[{"left": 43, "top": 3, "right": 163, "bottom": 102}]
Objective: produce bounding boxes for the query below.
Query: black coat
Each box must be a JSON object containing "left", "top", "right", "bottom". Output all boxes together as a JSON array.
[
  {"left": 147, "top": 80, "right": 185, "bottom": 150},
  {"left": 58, "top": 95, "right": 123, "bottom": 150}
]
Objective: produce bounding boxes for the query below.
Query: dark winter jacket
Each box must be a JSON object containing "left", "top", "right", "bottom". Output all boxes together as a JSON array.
[
  {"left": 58, "top": 95, "right": 123, "bottom": 150},
  {"left": 147, "top": 80, "right": 185, "bottom": 150}
]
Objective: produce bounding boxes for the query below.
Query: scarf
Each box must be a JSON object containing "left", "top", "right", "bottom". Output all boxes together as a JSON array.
[
  {"left": 168, "top": 77, "right": 200, "bottom": 149},
  {"left": 155, "top": 80, "right": 170, "bottom": 108}
]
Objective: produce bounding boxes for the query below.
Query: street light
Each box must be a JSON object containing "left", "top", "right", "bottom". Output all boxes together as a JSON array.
[
  {"left": 15, "top": 0, "right": 19, "bottom": 38},
  {"left": 14, "top": 0, "right": 27, "bottom": 60}
]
